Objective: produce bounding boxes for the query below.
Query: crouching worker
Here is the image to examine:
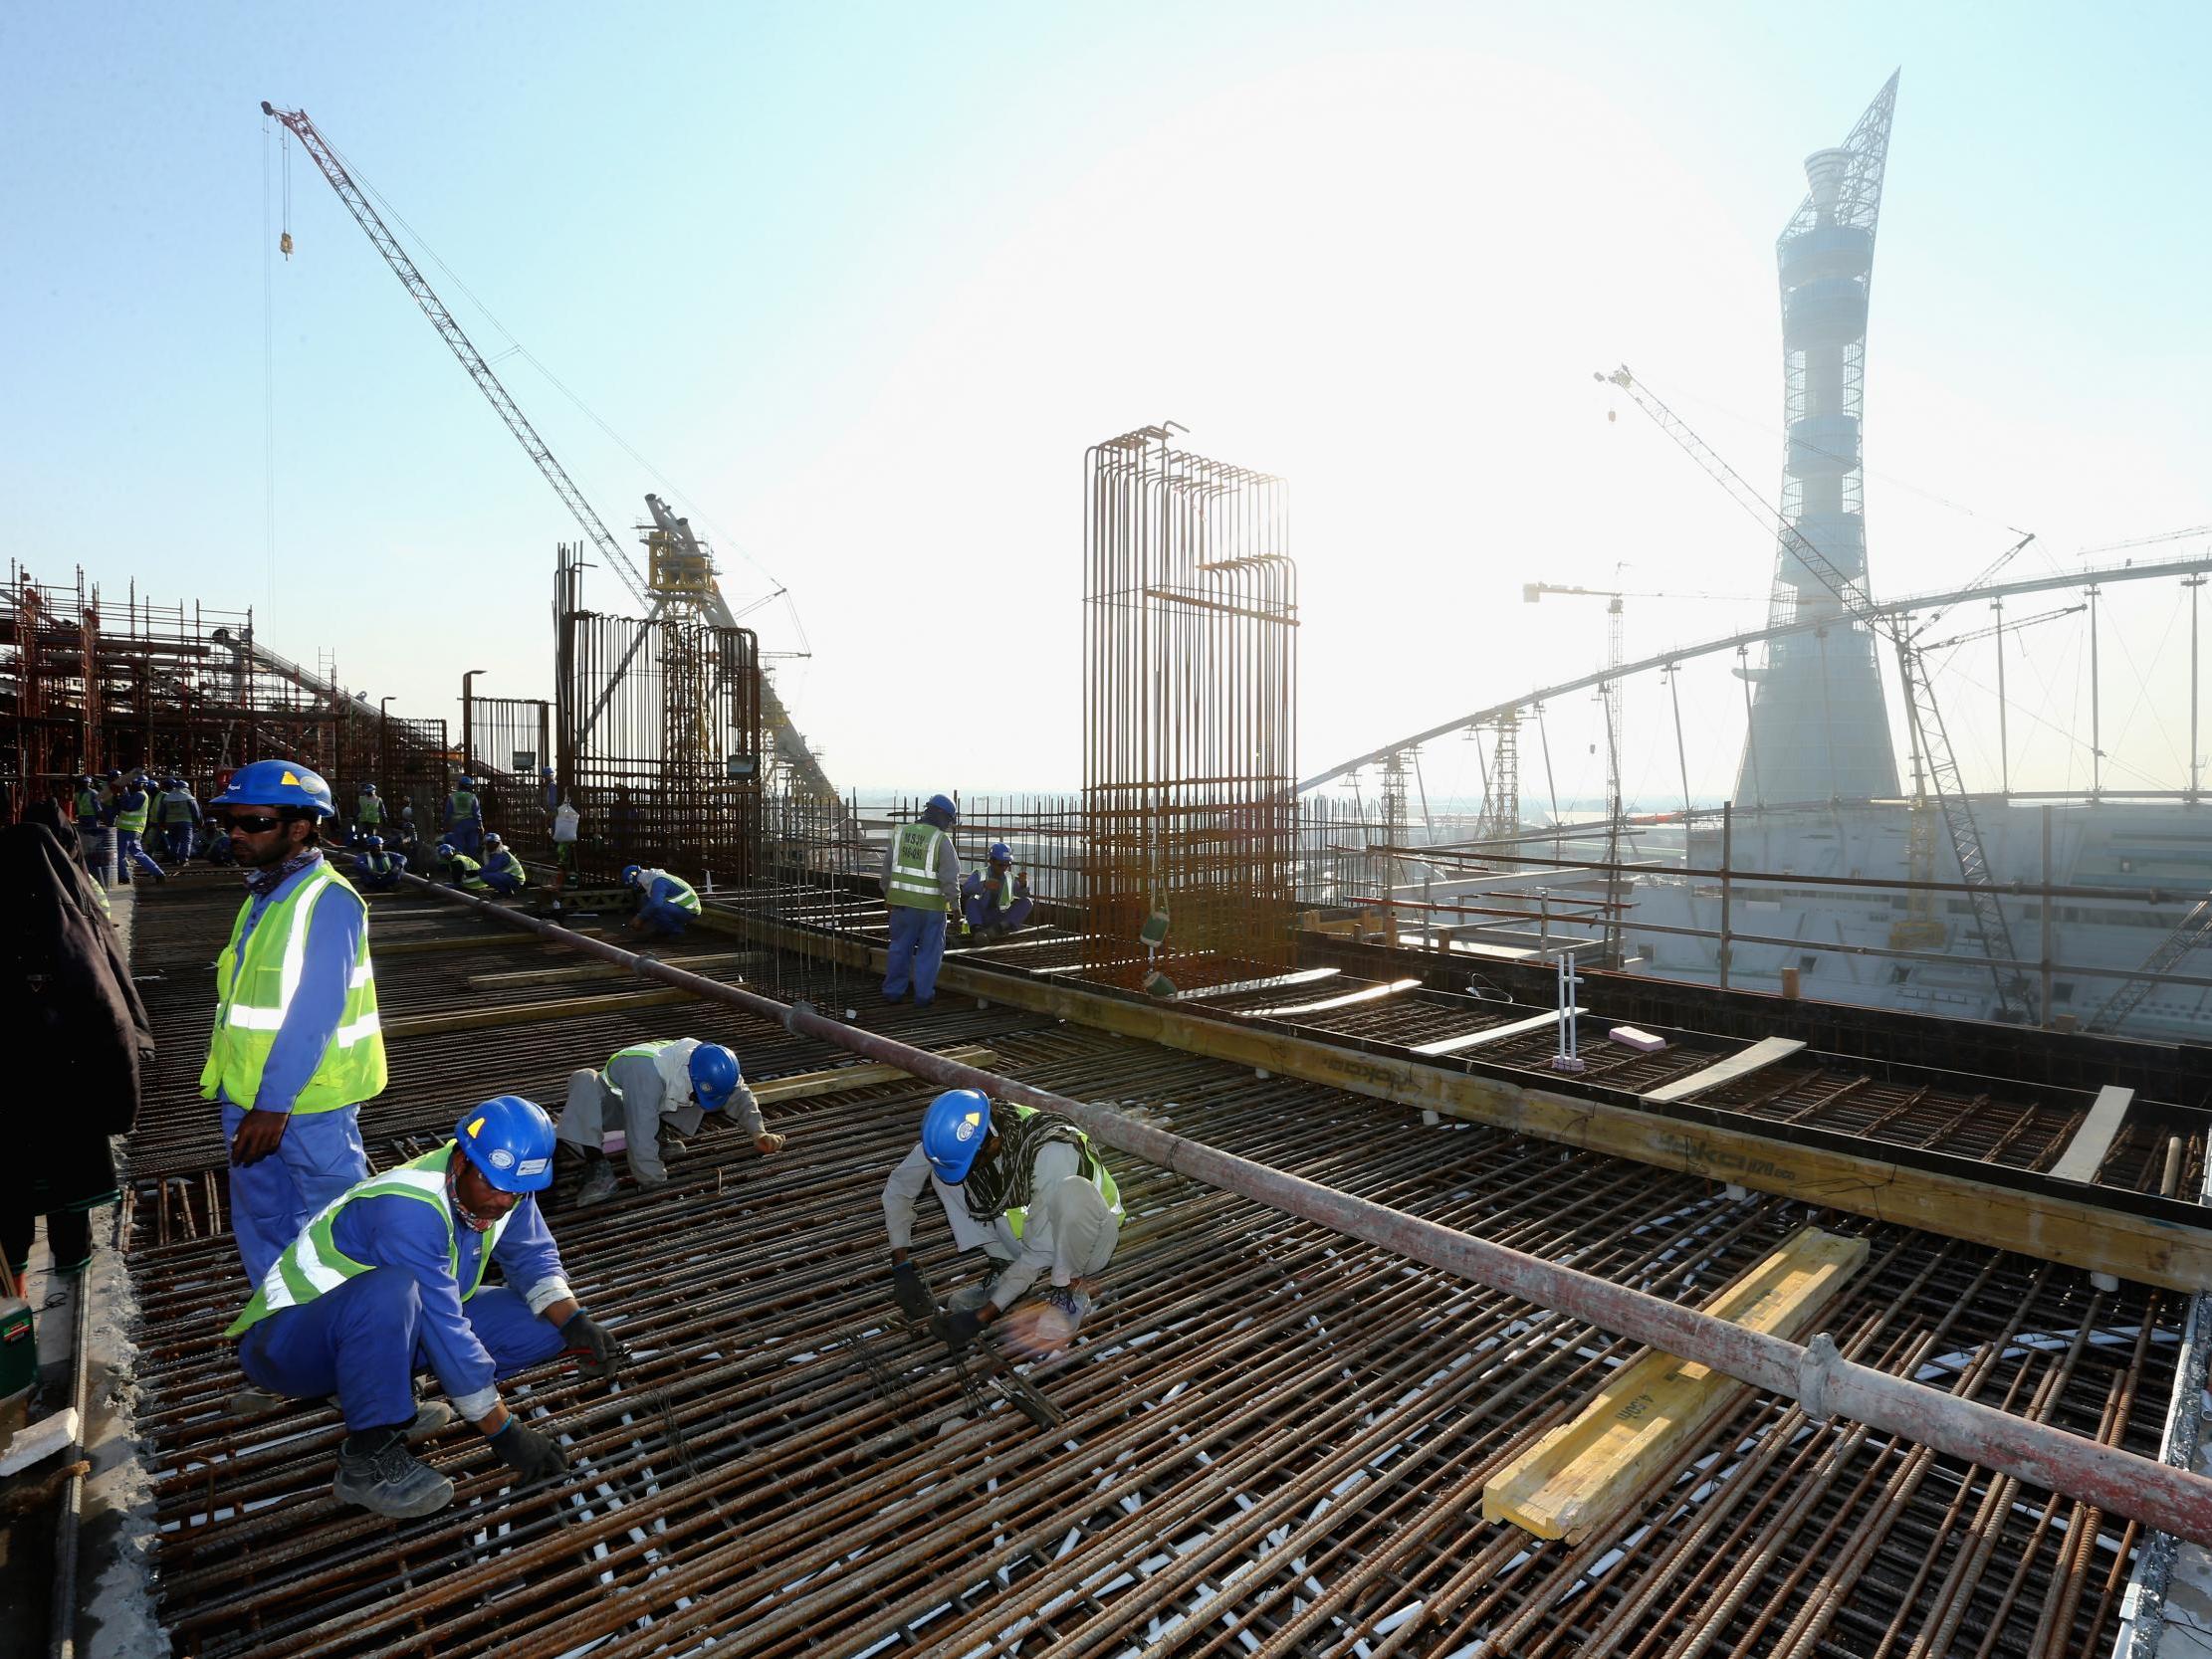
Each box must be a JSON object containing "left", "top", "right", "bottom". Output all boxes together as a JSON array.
[
  {"left": 883, "top": 1089, "right": 1121, "bottom": 1358},
  {"left": 351, "top": 835, "right": 406, "bottom": 894},
  {"left": 224, "top": 1095, "right": 624, "bottom": 1518},
  {"left": 622, "top": 864, "right": 701, "bottom": 937},
  {"left": 960, "top": 842, "right": 1033, "bottom": 940},
  {"left": 479, "top": 833, "right": 528, "bottom": 896},
  {"left": 559, "top": 1038, "right": 783, "bottom": 1206}
]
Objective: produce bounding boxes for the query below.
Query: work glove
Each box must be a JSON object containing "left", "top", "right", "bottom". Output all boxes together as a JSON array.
[
  {"left": 890, "top": 1260, "right": 938, "bottom": 1323},
  {"left": 488, "top": 1417, "right": 569, "bottom": 1482},
  {"left": 559, "top": 1310, "right": 625, "bottom": 1382},
  {"left": 930, "top": 1306, "right": 985, "bottom": 1354}
]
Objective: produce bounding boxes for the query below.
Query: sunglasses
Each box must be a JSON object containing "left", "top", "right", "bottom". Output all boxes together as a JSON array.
[{"left": 220, "top": 813, "right": 286, "bottom": 833}]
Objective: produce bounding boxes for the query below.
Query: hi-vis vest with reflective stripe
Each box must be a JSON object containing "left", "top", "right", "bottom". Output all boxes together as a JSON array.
[
  {"left": 113, "top": 790, "right": 149, "bottom": 834},
  {"left": 199, "top": 862, "right": 386, "bottom": 1115},
  {"left": 886, "top": 824, "right": 947, "bottom": 910},
  {"left": 486, "top": 849, "right": 526, "bottom": 885},
  {"left": 602, "top": 1038, "right": 680, "bottom": 1096},
  {"left": 360, "top": 854, "right": 395, "bottom": 878},
  {"left": 75, "top": 788, "right": 100, "bottom": 822},
  {"left": 977, "top": 864, "right": 1020, "bottom": 914},
  {"left": 1001, "top": 1105, "right": 1122, "bottom": 1242},
  {"left": 356, "top": 795, "right": 384, "bottom": 824},
  {"left": 159, "top": 790, "right": 196, "bottom": 823},
  {"left": 447, "top": 790, "right": 480, "bottom": 822},
  {"left": 637, "top": 869, "right": 702, "bottom": 913},
  {"left": 226, "top": 1142, "right": 512, "bottom": 1338}
]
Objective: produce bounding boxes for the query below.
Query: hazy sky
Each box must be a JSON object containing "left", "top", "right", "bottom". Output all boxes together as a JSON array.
[{"left": 6, "top": 3, "right": 2208, "bottom": 800}]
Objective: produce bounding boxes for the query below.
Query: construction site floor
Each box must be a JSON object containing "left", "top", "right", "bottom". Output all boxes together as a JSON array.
[{"left": 108, "top": 871, "right": 2203, "bottom": 1655}]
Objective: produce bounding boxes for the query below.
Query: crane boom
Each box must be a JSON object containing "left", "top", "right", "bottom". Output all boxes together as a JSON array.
[
  {"left": 1600, "top": 365, "right": 2037, "bottom": 1023},
  {"left": 262, "top": 103, "right": 653, "bottom": 613},
  {"left": 264, "top": 102, "right": 845, "bottom": 812}
]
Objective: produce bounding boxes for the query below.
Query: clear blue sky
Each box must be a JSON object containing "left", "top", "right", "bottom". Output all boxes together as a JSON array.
[{"left": 5, "top": 3, "right": 2208, "bottom": 797}]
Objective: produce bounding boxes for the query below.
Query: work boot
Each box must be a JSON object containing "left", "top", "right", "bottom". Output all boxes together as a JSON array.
[
  {"left": 332, "top": 1431, "right": 454, "bottom": 1519},
  {"left": 574, "top": 1159, "right": 620, "bottom": 1208}
]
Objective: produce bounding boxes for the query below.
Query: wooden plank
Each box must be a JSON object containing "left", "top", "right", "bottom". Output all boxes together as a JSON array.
[
  {"left": 1410, "top": 1008, "right": 1572, "bottom": 1057},
  {"left": 1641, "top": 1036, "right": 1807, "bottom": 1106},
  {"left": 1254, "top": 978, "right": 1423, "bottom": 1018},
  {"left": 2048, "top": 1085, "right": 2136, "bottom": 1185},
  {"left": 1484, "top": 1227, "right": 1868, "bottom": 1541},
  {"left": 376, "top": 933, "right": 545, "bottom": 957},
  {"left": 465, "top": 952, "right": 748, "bottom": 991},
  {"left": 755, "top": 1045, "right": 998, "bottom": 1106},
  {"left": 382, "top": 985, "right": 695, "bottom": 1039},
  {"left": 1174, "top": 968, "right": 1339, "bottom": 1002},
  {"left": 705, "top": 910, "right": 2212, "bottom": 1292}
]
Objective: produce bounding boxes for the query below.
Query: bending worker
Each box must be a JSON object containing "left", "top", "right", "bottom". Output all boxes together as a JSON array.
[
  {"left": 201, "top": 760, "right": 384, "bottom": 1283},
  {"left": 437, "top": 842, "right": 485, "bottom": 890},
  {"left": 351, "top": 835, "right": 406, "bottom": 894},
  {"left": 226, "top": 1095, "right": 621, "bottom": 1519},
  {"left": 444, "top": 775, "right": 484, "bottom": 859},
  {"left": 884, "top": 1088, "right": 1121, "bottom": 1355},
  {"left": 479, "top": 833, "right": 528, "bottom": 896},
  {"left": 880, "top": 792, "right": 962, "bottom": 1006},
  {"left": 961, "top": 842, "right": 1032, "bottom": 940},
  {"left": 559, "top": 1037, "right": 783, "bottom": 1206},
  {"left": 623, "top": 864, "right": 702, "bottom": 937},
  {"left": 157, "top": 776, "right": 202, "bottom": 864}
]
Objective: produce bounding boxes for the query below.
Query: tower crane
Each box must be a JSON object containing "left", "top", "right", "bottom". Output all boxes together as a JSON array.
[
  {"left": 1599, "top": 365, "right": 2039, "bottom": 1023},
  {"left": 260, "top": 102, "right": 843, "bottom": 814}
]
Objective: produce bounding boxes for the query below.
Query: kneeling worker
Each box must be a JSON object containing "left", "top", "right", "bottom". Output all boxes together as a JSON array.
[
  {"left": 883, "top": 1088, "right": 1121, "bottom": 1355},
  {"left": 351, "top": 835, "right": 406, "bottom": 894},
  {"left": 224, "top": 1095, "right": 623, "bottom": 1518},
  {"left": 623, "top": 864, "right": 702, "bottom": 937},
  {"left": 560, "top": 1038, "right": 783, "bottom": 1206},
  {"left": 961, "top": 842, "right": 1033, "bottom": 940},
  {"left": 437, "top": 842, "right": 486, "bottom": 891},
  {"left": 479, "top": 833, "right": 528, "bottom": 896}
]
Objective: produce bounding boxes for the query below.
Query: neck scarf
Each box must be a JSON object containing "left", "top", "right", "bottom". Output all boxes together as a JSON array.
[
  {"left": 245, "top": 845, "right": 323, "bottom": 900},
  {"left": 963, "top": 1108, "right": 1090, "bottom": 1223}
]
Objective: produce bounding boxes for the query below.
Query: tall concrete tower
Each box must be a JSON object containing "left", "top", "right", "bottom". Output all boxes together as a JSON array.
[{"left": 1735, "top": 72, "right": 1902, "bottom": 806}]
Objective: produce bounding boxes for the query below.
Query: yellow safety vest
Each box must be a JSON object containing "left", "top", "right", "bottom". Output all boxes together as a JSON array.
[
  {"left": 887, "top": 824, "right": 947, "bottom": 911},
  {"left": 199, "top": 863, "right": 386, "bottom": 1115},
  {"left": 1000, "top": 1106, "right": 1123, "bottom": 1241}
]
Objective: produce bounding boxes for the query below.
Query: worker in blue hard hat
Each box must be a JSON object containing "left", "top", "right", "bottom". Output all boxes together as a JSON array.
[
  {"left": 202, "top": 759, "right": 384, "bottom": 1283},
  {"left": 443, "top": 774, "right": 484, "bottom": 859},
  {"left": 155, "top": 776, "right": 201, "bottom": 865},
  {"left": 623, "top": 863, "right": 703, "bottom": 937},
  {"left": 437, "top": 841, "right": 487, "bottom": 891},
  {"left": 350, "top": 834, "right": 406, "bottom": 893},
  {"left": 110, "top": 771, "right": 168, "bottom": 885},
  {"left": 883, "top": 1088, "right": 1123, "bottom": 1357},
  {"left": 557, "top": 1038, "right": 782, "bottom": 1206},
  {"left": 477, "top": 833, "right": 528, "bottom": 896},
  {"left": 960, "top": 841, "right": 1033, "bottom": 941},
  {"left": 351, "top": 781, "right": 385, "bottom": 847},
  {"left": 880, "top": 793, "right": 963, "bottom": 1006},
  {"left": 72, "top": 774, "right": 106, "bottom": 875},
  {"left": 225, "top": 1095, "right": 621, "bottom": 1519}
]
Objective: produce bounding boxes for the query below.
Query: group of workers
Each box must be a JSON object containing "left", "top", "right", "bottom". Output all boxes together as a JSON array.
[
  {"left": 196, "top": 757, "right": 1104, "bottom": 1522},
  {"left": 71, "top": 769, "right": 203, "bottom": 883}
]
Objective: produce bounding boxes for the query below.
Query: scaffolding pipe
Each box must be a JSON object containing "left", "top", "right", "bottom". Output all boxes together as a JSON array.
[{"left": 403, "top": 871, "right": 2212, "bottom": 1546}]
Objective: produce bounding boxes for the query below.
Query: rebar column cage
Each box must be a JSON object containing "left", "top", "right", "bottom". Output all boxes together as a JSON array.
[
  {"left": 463, "top": 694, "right": 553, "bottom": 859},
  {"left": 556, "top": 607, "right": 763, "bottom": 888},
  {"left": 1083, "top": 427, "right": 1298, "bottom": 989}
]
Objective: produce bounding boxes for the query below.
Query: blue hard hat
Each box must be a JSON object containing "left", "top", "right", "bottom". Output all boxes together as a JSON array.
[
  {"left": 925, "top": 793, "right": 958, "bottom": 823},
  {"left": 921, "top": 1089, "right": 993, "bottom": 1184},
  {"left": 106, "top": 769, "right": 121, "bottom": 780},
  {"left": 453, "top": 1095, "right": 556, "bottom": 1193},
  {"left": 484, "top": 833, "right": 503, "bottom": 849},
  {"left": 622, "top": 864, "right": 644, "bottom": 887},
  {"left": 688, "top": 1044, "right": 742, "bottom": 1112},
  {"left": 362, "top": 782, "right": 377, "bottom": 793},
  {"left": 364, "top": 835, "right": 384, "bottom": 851},
  {"left": 213, "top": 759, "right": 336, "bottom": 819},
  {"left": 989, "top": 842, "right": 1012, "bottom": 864},
  {"left": 436, "top": 842, "right": 456, "bottom": 859}
]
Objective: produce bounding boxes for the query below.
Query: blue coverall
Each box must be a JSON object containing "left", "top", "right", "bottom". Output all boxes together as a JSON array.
[
  {"left": 481, "top": 848, "right": 528, "bottom": 896},
  {"left": 351, "top": 850, "right": 407, "bottom": 893},
  {"left": 218, "top": 859, "right": 374, "bottom": 1283},
  {"left": 158, "top": 789, "right": 202, "bottom": 863},
  {"left": 235, "top": 1180, "right": 570, "bottom": 1432},
  {"left": 961, "top": 869, "right": 1034, "bottom": 933},
  {"left": 637, "top": 874, "right": 694, "bottom": 936},
  {"left": 443, "top": 791, "right": 484, "bottom": 859},
  {"left": 113, "top": 788, "right": 167, "bottom": 883},
  {"left": 73, "top": 787, "right": 107, "bottom": 874}
]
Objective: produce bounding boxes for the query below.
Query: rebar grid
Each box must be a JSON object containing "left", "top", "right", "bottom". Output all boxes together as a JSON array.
[{"left": 123, "top": 881, "right": 2174, "bottom": 1657}]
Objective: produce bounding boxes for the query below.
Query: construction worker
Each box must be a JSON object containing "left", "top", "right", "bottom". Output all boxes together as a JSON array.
[
  {"left": 558, "top": 1039, "right": 783, "bottom": 1206},
  {"left": 351, "top": 835, "right": 406, "bottom": 894},
  {"left": 479, "top": 833, "right": 528, "bottom": 896},
  {"left": 202, "top": 760, "right": 385, "bottom": 1284},
  {"left": 72, "top": 774, "right": 106, "bottom": 874},
  {"left": 444, "top": 775, "right": 484, "bottom": 859},
  {"left": 961, "top": 842, "right": 1033, "bottom": 939},
  {"left": 880, "top": 793, "right": 962, "bottom": 1006},
  {"left": 884, "top": 1089, "right": 1122, "bottom": 1356},
  {"left": 204, "top": 823, "right": 237, "bottom": 866},
  {"left": 623, "top": 864, "right": 702, "bottom": 937},
  {"left": 156, "top": 776, "right": 202, "bottom": 864},
  {"left": 111, "top": 773, "right": 168, "bottom": 885},
  {"left": 225, "top": 1096, "right": 621, "bottom": 1519},
  {"left": 353, "top": 782, "right": 385, "bottom": 846},
  {"left": 437, "top": 842, "right": 486, "bottom": 891}
]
